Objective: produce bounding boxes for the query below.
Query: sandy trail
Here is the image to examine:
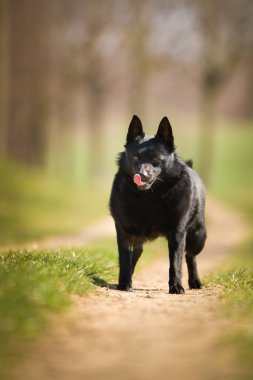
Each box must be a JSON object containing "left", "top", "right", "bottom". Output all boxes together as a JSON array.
[{"left": 15, "top": 199, "right": 249, "bottom": 380}]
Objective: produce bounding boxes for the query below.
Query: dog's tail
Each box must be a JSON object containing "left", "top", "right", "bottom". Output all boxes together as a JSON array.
[{"left": 185, "top": 159, "right": 193, "bottom": 168}]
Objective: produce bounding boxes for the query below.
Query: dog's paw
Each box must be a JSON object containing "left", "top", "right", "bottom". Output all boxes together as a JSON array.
[
  {"left": 117, "top": 283, "right": 133, "bottom": 292},
  {"left": 189, "top": 278, "right": 202, "bottom": 289},
  {"left": 169, "top": 283, "right": 185, "bottom": 294}
]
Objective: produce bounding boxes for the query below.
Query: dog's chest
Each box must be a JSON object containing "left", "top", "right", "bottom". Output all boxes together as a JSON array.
[{"left": 123, "top": 193, "right": 175, "bottom": 238}]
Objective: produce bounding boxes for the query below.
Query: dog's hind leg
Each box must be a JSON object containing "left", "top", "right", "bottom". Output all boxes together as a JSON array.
[
  {"left": 185, "top": 254, "right": 202, "bottom": 289},
  {"left": 185, "top": 225, "right": 207, "bottom": 289},
  {"left": 132, "top": 244, "right": 143, "bottom": 275}
]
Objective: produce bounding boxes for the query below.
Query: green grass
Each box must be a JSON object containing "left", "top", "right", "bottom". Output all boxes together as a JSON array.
[
  {"left": 203, "top": 123, "right": 253, "bottom": 378},
  {"left": 0, "top": 236, "right": 164, "bottom": 379},
  {"left": 208, "top": 125, "right": 253, "bottom": 223},
  {"left": 204, "top": 239, "right": 253, "bottom": 320},
  {"left": 204, "top": 239, "right": 253, "bottom": 378},
  {"left": 0, "top": 243, "right": 118, "bottom": 378},
  {"left": 0, "top": 159, "right": 109, "bottom": 244}
]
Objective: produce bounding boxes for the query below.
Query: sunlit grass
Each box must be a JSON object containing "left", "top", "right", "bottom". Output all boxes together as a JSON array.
[
  {"left": 204, "top": 238, "right": 253, "bottom": 377},
  {"left": 0, "top": 236, "right": 165, "bottom": 379},
  {"left": 208, "top": 125, "right": 253, "bottom": 223},
  {"left": 0, "top": 243, "right": 117, "bottom": 378},
  {"left": 0, "top": 159, "right": 109, "bottom": 244},
  {"left": 202, "top": 123, "right": 253, "bottom": 378}
]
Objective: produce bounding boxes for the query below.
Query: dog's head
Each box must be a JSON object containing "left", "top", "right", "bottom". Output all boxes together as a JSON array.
[{"left": 122, "top": 115, "right": 175, "bottom": 191}]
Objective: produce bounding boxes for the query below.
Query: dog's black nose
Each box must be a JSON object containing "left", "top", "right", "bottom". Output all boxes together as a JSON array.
[
  {"left": 139, "top": 172, "right": 149, "bottom": 182},
  {"left": 141, "top": 174, "right": 148, "bottom": 181}
]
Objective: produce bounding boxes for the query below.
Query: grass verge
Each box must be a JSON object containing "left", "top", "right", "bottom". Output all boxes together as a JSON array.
[
  {"left": 204, "top": 123, "right": 253, "bottom": 378},
  {"left": 0, "top": 159, "right": 109, "bottom": 245},
  {"left": 0, "top": 243, "right": 117, "bottom": 379},
  {"left": 204, "top": 239, "right": 253, "bottom": 378},
  {"left": 0, "top": 236, "right": 164, "bottom": 379}
]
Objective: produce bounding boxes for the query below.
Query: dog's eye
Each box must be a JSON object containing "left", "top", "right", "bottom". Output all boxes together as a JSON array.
[
  {"left": 132, "top": 155, "right": 140, "bottom": 163},
  {"left": 152, "top": 156, "right": 160, "bottom": 165}
]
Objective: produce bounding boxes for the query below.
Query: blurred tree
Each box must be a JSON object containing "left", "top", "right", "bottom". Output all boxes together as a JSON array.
[
  {"left": 6, "top": 0, "right": 52, "bottom": 165},
  {"left": 195, "top": 0, "right": 253, "bottom": 181},
  {"left": 197, "top": 0, "right": 220, "bottom": 182},
  {"left": 0, "top": 0, "right": 9, "bottom": 155},
  {"left": 49, "top": 0, "right": 110, "bottom": 180},
  {"left": 142, "top": 0, "right": 253, "bottom": 181},
  {"left": 242, "top": 62, "right": 253, "bottom": 119},
  {"left": 1, "top": 0, "right": 252, "bottom": 181},
  {"left": 83, "top": 2, "right": 108, "bottom": 179},
  {"left": 127, "top": 0, "right": 150, "bottom": 116}
]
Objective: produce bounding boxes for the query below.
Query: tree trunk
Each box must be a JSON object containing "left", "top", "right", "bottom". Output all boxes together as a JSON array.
[
  {"left": 198, "top": 78, "right": 218, "bottom": 184},
  {"left": 197, "top": 0, "right": 220, "bottom": 184},
  {"left": 6, "top": 0, "right": 51, "bottom": 165},
  {"left": 127, "top": 0, "right": 149, "bottom": 117},
  {"left": 0, "top": 0, "right": 9, "bottom": 155}
]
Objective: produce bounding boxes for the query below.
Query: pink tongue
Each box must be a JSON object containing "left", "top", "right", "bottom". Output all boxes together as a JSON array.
[{"left": 134, "top": 174, "right": 145, "bottom": 186}]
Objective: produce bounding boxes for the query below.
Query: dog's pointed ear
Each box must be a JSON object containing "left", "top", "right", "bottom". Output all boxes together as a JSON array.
[
  {"left": 156, "top": 117, "right": 174, "bottom": 150},
  {"left": 126, "top": 115, "right": 144, "bottom": 144}
]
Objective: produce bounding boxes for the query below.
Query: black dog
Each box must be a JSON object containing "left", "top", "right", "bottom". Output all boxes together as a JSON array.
[{"left": 110, "top": 115, "right": 206, "bottom": 294}]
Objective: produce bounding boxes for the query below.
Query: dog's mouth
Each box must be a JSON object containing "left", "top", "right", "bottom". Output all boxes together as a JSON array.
[{"left": 133, "top": 174, "right": 154, "bottom": 190}]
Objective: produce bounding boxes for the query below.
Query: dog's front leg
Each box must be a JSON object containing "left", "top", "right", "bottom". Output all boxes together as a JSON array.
[
  {"left": 116, "top": 225, "right": 132, "bottom": 291},
  {"left": 168, "top": 231, "right": 185, "bottom": 294}
]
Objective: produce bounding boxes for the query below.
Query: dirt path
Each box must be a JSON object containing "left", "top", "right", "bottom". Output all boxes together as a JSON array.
[{"left": 15, "top": 199, "right": 249, "bottom": 380}]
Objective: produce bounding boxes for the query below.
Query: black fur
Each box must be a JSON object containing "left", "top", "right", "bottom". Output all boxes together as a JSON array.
[{"left": 110, "top": 115, "right": 207, "bottom": 294}]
